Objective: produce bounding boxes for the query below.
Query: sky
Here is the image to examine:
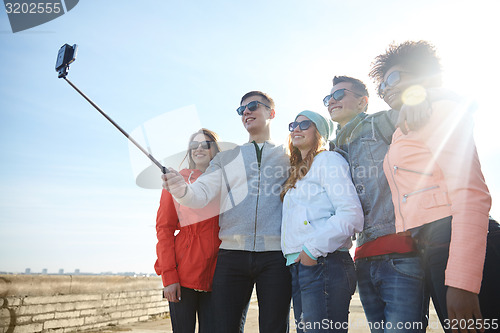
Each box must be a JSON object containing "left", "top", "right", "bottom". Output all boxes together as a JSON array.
[{"left": 1, "top": 0, "right": 499, "bottom": 274}]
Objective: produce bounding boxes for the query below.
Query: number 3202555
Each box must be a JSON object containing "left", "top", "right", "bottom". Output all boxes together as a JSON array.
[{"left": 5, "top": 2, "right": 62, "bottom": 14}]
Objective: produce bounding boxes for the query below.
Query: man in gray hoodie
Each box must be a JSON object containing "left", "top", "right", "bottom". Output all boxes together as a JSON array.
[{"left": 163, "top": 91, "right": 291, "bottom": 333}]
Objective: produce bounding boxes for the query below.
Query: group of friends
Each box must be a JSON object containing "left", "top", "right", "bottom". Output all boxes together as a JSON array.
[{"left": 154, "top": 40, "right": 500, "bottom": 333}]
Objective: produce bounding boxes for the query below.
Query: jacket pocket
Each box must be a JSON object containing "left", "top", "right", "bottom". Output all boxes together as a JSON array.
[
  {"left": 393, "top": 165, "right": 433, "bottom": 176},
  {"left": 174, "top": 236, "right": 189, "bottom": 267},
  {"left": 418, "top": 191, "right": 451, "bottom": 209},
  {"left": 403, "top": 185, "right": 439, "bottom": 203},
  {"left": 282, "top": 202, "right": 310, "bottom": 252}
]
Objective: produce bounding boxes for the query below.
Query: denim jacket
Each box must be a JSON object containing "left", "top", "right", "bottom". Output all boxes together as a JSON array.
[{"left": 332, "top": 110, "right": 399, "bottom": 246}]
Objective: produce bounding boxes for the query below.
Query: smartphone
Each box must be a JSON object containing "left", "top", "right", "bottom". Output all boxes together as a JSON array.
[{"left": 55, "top": 44, "right": 78, "bottom": 78}]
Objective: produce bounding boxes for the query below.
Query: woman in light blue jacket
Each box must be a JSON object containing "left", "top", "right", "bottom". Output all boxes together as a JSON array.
[{"left": 281, "top": 110, "right": 363, "bottom": 333}]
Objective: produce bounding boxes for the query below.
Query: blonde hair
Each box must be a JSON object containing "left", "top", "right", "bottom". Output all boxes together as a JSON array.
[{"left": 280, "top": 129, "right": 326, "bottom": 201}]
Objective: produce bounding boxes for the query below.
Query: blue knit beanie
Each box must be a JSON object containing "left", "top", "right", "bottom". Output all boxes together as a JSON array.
[{"left": 295, "top": 110, "right": 334, "bottom": 142}]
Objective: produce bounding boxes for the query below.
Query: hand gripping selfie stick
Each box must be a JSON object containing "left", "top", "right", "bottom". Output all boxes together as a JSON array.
[{"left": 55, "top": 44, "right": 168, "bottom": 175}]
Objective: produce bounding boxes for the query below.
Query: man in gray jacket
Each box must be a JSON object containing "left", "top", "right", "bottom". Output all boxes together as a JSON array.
[
  {"left": 325, "top": 76, "right": 426, "bottom": 332},
  {"left": 163, "top": 91, "right": 291, "bottom": 333}
]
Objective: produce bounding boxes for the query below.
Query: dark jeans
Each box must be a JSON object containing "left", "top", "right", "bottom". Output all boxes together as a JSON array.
[
  {"left": 211, "top": 249, "right": 292, "bottom": 333},
  {"left": 479, "top": 219, "right": 500, "bottom": 325},
  {"left": 290, "top": 251, "right": 357, "bottom": 333},
  {"left": 356, "top": 254, "right": 426, "bottom": 333},
  {"left": 169, "top": 287, "right": 215, "bottom": 333},
  {"left": 413, "top": 217, "right": 500, "bottom": 333}
]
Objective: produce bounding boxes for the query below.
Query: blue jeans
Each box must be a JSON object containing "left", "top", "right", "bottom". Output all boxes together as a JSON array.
[
  {"left": 356, "top": 254, "right": 426, "bottom": 333},
  {"left": 169, "top": 287, "right": 215, "bottom": 333},
  {"left": 290, "top": 251, "right": 357, "bottom": 333},
  {"left": 414, "top": 217, "right": 500, "bottom": 333},
  {"left": 211, "top": 249, "right": 292, "bottom": 333}
]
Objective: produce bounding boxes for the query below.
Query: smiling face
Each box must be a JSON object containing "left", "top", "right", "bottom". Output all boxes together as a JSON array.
[
  {"left": 240, "top": 95, "right": 274, "bottom": 137},
  {"left": 291, "top": 115, "right": 317, "bottom": 155},
  {"left": 190, "top": 133, "right": 215, "bottom": 171},
  {"left": 327, "top": 82, "right": 366, "bottom": 128},
  {"left": 382, "top": 65, "right": 420, "bottom": 110}
]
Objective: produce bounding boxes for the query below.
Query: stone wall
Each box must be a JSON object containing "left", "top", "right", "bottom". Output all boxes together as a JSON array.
[{"left": 0, "top": 275, "right": 168, "bottom": 333}]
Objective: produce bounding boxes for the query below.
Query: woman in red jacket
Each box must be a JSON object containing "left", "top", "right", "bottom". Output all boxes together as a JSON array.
[{"left": 154, "top": 128, "right": 222, "bottom": 333}]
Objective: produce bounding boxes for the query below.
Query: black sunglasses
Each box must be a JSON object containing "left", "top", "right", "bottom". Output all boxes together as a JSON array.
[
  {"left": 236, "top": 100, "right": 270, "bottom": 116},
  {"left": 289, "top": 120, "right": 313, "bottom": 132},
  {"left": 189, "top": 140, "right": 214, "bottom": 150},
  {"left": 323, "top": 89, "right": 363, "bottom": 107},
  {"left": 378, "top": 71, "right": 410, "bottom": 97}
]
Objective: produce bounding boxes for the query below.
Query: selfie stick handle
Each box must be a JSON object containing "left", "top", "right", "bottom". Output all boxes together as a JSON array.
[{"left": 63, "top": 77, "right": 167, "bottom": 174}]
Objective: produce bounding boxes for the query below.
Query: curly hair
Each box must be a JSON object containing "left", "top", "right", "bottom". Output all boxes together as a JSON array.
[
  {"left": 369, "top": 40, "right": 442, "bottom": 97},
  {"left": 280, "top": 129, "right": 326, "bottom": 201}
]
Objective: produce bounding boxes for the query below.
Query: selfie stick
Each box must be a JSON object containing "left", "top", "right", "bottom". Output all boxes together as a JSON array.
[
  {"left": 63, "top": 78, "right": 167, "bottom": 174},
  {"left": 56, "top": 44, "right": 167, "bottom": 174}
]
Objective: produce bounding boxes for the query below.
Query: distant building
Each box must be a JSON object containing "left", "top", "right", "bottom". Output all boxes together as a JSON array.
[
  {"left": 42, "top": 268, "right": 48, "bottom": 274},
  {"left": 58, "top": 269, "right": 64, "bottom": 275},
  {"left": 25, "top": 268, "right": 31, "bottom": 274},
  {"left": 74, "top": 269, "right": 80, "bottom": 275}
]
